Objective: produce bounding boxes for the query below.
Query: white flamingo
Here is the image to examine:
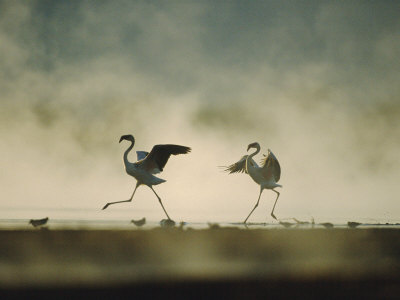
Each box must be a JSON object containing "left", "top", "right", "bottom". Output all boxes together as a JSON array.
[
  {"left": 102, "top": 134, "right": 191, "bottom": 220},
  {"left": 223, "top": 142, "right": 282, "bottom": 223}
]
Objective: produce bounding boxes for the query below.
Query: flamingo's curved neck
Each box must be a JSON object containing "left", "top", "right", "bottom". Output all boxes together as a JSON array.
[
  {"left": 246, "top": 145, "right": 260, "bottom": 169},
  {"left": 123, "top": 140, "right": 135, "bottom": 166},
  {"left": 249, "top": 145, "right": 260, "bottom": 159}
]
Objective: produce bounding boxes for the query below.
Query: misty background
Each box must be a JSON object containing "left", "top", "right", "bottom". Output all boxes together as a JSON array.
[{"left": 1, "top": 1, "right": 399, "bottom": 222}]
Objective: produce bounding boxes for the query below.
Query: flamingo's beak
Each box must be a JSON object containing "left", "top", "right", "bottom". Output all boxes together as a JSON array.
[{"left": 119, "top": 136, "right": 124, "bottom": 143}]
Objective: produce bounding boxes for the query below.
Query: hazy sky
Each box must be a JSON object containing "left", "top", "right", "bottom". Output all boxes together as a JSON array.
[{"left": 1, "top": 1, "right": 399, "bottom": 222}]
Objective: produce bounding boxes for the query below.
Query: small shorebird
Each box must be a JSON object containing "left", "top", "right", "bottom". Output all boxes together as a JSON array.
[
  {"left": 102, "top": 134, "right": 191, "bottom": 220},
  {"left": 348, "top": 221, "right": 361, "bottom": 228},
  {"left": 29, "top": 217, "right": 49, "bottom": 227},
  {"left": 131, "top": 217, "right": 146, "bottom": 227},
  {"left": 223, "top": 142, "right": 282, "bottom": 223}
]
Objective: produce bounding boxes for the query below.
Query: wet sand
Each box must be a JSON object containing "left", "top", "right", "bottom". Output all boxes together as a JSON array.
[{"left": 1, "top": 227, "right": 400, "bottom": 299}]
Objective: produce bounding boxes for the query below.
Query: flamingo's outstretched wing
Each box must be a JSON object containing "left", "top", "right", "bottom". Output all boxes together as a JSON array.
[
  {"left": 140, "top": 144, "right": 191, "bottom": 174},
  {"left": 222, "top": 155, "right": 250, "bottom": 174},
  {"left": 260, "top": 149, "right": 281, "bottom": 182}
]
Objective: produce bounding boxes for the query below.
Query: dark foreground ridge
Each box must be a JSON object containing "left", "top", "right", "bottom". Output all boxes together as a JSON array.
[
  {"left": 1, "top": 228, "right": 400, "bottom": 299},
  {"left": 2, "top": 278, "right": 399, "bottom": 299}
]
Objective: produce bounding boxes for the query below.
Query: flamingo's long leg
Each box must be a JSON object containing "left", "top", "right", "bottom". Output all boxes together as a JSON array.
[
  {"left": 102, "top": 182, "right": 139, "bottom": 210},
  {"left": 270, "top": 189, "right": 280, "bottom": 220},
  {"left": 244, "top": 188, "right": 263, "bottom": 223},
  {"left": 150, "top": 186, "right": 172, "bottom": 220}
]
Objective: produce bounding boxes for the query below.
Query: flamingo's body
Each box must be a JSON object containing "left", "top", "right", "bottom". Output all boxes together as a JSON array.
[
  {"left": 223, "top": 142, "right": 282, "bottom": 223},
  {"left": 102, "top": 134, "right": 191, "bottom": 220}
]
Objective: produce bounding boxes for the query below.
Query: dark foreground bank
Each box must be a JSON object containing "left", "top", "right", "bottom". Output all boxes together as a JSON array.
[{"left": 1, "top": 228, "right": 399, "bottom": 299}]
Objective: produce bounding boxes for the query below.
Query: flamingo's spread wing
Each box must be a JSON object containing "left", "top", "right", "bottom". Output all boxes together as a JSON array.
[
  {"left": 140, "top": 144, "right": 191, "bottom": 174},
  {"left": 136, "top": 151, "right": 149, "bottom": 161},
  {"left": 260, "top": 149, "right": 281, "bottom": 182},
  {"left": 222, "top": 155, "right": 250, "bottom": 174}
]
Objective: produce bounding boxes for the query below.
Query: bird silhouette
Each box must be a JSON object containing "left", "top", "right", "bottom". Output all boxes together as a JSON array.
[
  {"left": 223, "top": 142, "right": 282, "bottom": 223},
  {"left": 347, "top": 221, "right": 361, "bottom": 228},
  {"left": 102, "top": 134, "right": 191, "bottom": 220},
  {"left": 29, "top": 217, "right": 49, "bottom": 227},
  {"left": 131, "top": 217, "right": 146, "bottom": 227},
  {"left": 320, "top": 222, "right": 334, "bottom": 229}
]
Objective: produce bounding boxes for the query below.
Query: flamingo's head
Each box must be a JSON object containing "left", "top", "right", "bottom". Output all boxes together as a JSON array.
[
  {"left": 247, "top": 142, "right": 260, "bottom": 151},
  {"left": 119, "top": 134, "right": 135, "bottom": 143}
]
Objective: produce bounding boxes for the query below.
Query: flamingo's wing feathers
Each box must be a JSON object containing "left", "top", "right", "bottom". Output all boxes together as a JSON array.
[
  {"left": 141, "top": 144, "right": 191, "bottom": 174},
  {"left": 260, "top": 149, "right": 281, "bottom": 182},
  {"left": 222, "top": 155, "right": 249, "bottom": 174}
]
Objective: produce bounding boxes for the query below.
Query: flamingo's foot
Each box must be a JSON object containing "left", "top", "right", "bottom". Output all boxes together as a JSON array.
[{"left": 160, "top": 219, "right": 175, "bottom": 228}]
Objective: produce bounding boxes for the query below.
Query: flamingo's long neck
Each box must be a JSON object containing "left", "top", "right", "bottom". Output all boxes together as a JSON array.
[
  {"left": 246, "top": 145, "right": 260, "bottom": 170},
  {"left": 123, "top": 140, "right": 134, "bottom": 167}
]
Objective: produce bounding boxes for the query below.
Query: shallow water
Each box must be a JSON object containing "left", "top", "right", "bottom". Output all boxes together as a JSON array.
[
  {"left": 1, "top": 217, "right": 399, "bottom": 231},
  {"left": 1, "top": 206, "right": 399, "bottom": 230}
]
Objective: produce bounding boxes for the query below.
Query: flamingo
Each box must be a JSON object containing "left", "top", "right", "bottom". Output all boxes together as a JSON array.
[
  {"left": 102, "top": 134, "right": 191, "bottom": 220},
  {"left": 223, "top": 142, "right": 282, "bottom": 223}
]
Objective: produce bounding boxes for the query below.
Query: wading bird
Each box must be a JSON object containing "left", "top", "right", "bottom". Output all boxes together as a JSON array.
[
  {"left": 223, "top": 142, "right": 282, "bottom": 223},
  {"left": 102, "top": 134, "right": 191, "bottom": 220}
]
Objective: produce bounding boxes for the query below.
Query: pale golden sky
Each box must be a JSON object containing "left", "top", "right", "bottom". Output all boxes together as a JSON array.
[{"left": 1, "top": 1, "right": 399, "bottom": 222}]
